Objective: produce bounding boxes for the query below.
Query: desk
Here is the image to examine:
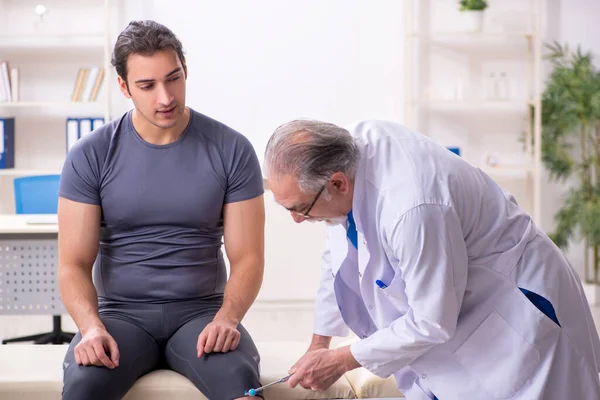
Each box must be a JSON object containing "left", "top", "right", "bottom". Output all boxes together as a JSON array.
[
  {"left": 0, "top": 214, "right": 62, "bottom": 316},
  {"left": 0, "top": 214, "right": 58, "bottom": 235},
  {"left": 0, "top": 213, "right": 73, "bottom": 344}
]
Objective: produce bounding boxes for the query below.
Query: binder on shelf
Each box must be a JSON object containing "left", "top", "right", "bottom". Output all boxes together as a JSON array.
[
  {"left": 0, "top": 118, "right": 15, "bottom": 169},
  {"left": 80, "top": 118, "right": 92, "bottom": 138},
  {"left": 66, "top": 118, "right": 79, "bottom": 152},
  {"left": 66, "top": 117, "right": 105, "bottom": 153},
  {"left": 447, "top": 147, "right": 461, "bottom": 156},
  {"left": 92, "top": 118, "right": 104, "bottom": 131}
]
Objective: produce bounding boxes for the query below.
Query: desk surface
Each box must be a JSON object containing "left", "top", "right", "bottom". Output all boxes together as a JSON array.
[{"left": 0, "top": 214, "right": 58, "bottom": 234}]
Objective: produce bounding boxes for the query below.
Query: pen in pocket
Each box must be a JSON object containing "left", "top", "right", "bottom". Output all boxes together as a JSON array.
[{"left": 375, "top": 279, "right": 388, "bottom": 289}]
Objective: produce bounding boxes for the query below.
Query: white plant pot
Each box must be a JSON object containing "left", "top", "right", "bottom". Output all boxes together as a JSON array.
[
  {"left": 461, "top": 10, "right": 485, "bottom": 32},
  {"left": 583, "top": 281, "right": 600, "bottom": 305}
]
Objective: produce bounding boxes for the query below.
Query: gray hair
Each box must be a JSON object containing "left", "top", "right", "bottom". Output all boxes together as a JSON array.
[{"left": 264, "top": 119, "right": 360, "bottom": 194}]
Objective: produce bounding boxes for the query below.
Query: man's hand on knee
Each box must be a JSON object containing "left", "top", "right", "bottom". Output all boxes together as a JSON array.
[
  {"left": 197, "top": 316, "right": 241, "bottom": 357},
  {"left": 75, "top": 326, "right": 120, "bottom": 369}
]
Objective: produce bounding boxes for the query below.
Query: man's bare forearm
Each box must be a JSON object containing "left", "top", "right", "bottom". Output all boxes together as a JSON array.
[
  {"left": 59, "top": 264, "right": 104, "bottom": 335},
  {"left": 215, "top": 256, "right": 263, "bottom": 325}
]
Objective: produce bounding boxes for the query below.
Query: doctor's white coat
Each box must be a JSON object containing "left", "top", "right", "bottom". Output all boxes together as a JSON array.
[{"left": 313, "top": 121, "right": 600, "bottom": 399}]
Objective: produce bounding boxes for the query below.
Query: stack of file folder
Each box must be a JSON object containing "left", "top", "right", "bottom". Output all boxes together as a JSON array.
[{"left": 66, "top": 117, "right": 105, "bottom": 153}]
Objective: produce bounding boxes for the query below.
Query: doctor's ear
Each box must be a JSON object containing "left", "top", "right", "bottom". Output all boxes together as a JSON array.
[{"left": 329, "top": 172, "right": 351, "bottom": 195}]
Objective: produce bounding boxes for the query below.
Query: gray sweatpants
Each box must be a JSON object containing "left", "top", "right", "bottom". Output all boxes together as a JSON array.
[{"left": 62, "top": 295, "right": 262, "bottom": 400}]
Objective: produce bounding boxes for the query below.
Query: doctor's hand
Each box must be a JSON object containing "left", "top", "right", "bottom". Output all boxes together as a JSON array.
[
  {"left": 287, "top": 346, "right": 361, "bottom": 391},
  {"left": 197, "top": 316, "right": 240, "bottom": 357}
]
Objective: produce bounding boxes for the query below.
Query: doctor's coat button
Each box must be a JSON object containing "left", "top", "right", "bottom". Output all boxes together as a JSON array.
[
  {"left": 361, "top": 335, "right": 368, "bottom": 339},
  {"left": 421, "top": 374, "right": 427, "bottom": 379},
  {"left": 358, "top": 272, "right": 362, "bottom": 277},
  {"left": 331, "top": 272, "right": 335, "bottom": 278},
  {"left": 368, "top": 304, "right": 373, "bottom": 310}
]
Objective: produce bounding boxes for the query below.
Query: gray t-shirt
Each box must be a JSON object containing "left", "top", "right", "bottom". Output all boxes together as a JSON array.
[{"left": 58, "top": 109, "right": 264, "bottom": 302}]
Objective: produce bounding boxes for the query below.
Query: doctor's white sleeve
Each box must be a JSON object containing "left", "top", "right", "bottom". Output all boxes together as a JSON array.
[
  {"left": 350, "top": 204, "right": 468, "bottom": 377},
  {"left": 313, "top": 233, "right": 349, "bottom": 337}
]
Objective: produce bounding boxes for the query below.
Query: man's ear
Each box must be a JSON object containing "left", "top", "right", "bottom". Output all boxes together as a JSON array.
[
  {"left": 183, "top": 58, "right": 188, "bottom": 79},
  {"left": 117, "top": 76, "right": 131, "bottom": 98},
  {"left": 329, "top": 172, "right": 351, "bottom": 195}
]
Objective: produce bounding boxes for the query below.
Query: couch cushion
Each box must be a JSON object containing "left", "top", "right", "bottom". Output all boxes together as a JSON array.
[
  {"left": 333, "top": 335, "right": 404, "bottom": 399},
  {"left": 124, "top": 370, "right": 206, "bottom": 400},
  {"left": 0, "top": 344, "right": 65, "bottom": 400},
  {"left": 0, "top": 342, "right": 357, "bottom": 399},
  {"left": 344, "top": 368, "right": 403, "bottom": 399}
]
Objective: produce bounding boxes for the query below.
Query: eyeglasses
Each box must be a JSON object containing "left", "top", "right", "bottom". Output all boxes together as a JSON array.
[{"left": 294, "top": 184, "right": 326, "bottom": 219}]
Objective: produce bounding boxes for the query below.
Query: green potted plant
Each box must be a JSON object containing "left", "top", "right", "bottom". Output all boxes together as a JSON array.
[
  {"left": 540, "top": 41, "right": 600, "bottom": 303},
  {"left": 459, "top": 0, "right": 488, "bottom": 32}
]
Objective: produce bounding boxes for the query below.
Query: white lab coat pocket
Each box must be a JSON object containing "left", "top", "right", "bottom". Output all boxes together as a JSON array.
[
  {"left": 379, "top": 273, "right": 409, "bottom": 315},
  {"left": 454, "top": 310, "right": 540, "bottom": 399}
]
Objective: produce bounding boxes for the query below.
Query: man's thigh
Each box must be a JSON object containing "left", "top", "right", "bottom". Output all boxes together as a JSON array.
[
  {"left": 165, "top": 314, "right": 262, "bottom": 400},
  {"left": 63, "top": 316, "right": 160, "bottom": 400}
]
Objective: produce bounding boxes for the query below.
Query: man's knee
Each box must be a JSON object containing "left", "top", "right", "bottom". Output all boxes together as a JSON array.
[{"left": 62, "top": 362, "right": 128, "bottom": 400}]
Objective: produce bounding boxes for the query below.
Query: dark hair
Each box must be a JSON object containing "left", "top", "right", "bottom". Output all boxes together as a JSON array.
[{"left": 111, "top": 20, "right": 186, "bottom": 84}]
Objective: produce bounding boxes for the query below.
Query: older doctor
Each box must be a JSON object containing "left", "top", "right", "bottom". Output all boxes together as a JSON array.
[{"left": 264, "top": 119, "right": 600, "bottom": 400}]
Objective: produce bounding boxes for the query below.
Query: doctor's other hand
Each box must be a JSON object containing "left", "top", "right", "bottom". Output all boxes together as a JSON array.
[
  {"left": 287, "top": 346, "right": 361, "bottom": 391},
  {"left": 74, "top": 325, "right": 120, "bottom": 369},
  {"left": 197, "top": 316, "right": 240, "bottom": 357}
]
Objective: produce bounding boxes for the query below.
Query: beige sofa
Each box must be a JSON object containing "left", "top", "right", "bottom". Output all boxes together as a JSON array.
[{"left": 0, "top": 341, "right": 404, "bottom": 399}]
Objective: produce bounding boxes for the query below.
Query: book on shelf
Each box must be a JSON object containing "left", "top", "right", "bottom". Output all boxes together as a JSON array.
[
  {"left": 71, "top": 66, "right": 104, "bottom": 102},
  {"left": 0, "top": 117, "right": 15, "bottom": 169},
  {"left": 0, "top": 61, "right": 19, "bottom": 103}
]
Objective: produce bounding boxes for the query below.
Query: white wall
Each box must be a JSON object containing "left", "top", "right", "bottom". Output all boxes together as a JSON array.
[{"left": 138, "top": 0, "right": 406, "bottom": 166}]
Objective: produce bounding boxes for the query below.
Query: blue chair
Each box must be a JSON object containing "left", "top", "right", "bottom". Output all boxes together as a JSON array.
[
  {"left": 3, "top": 174, "right": 75, "bottom": 345},
  {"left": 14, "top": 174, "right": 60, "bottom": 214}
]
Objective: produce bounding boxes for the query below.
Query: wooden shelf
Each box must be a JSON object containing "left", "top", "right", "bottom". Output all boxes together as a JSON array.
[
  {"left": 0, "top": 34, "right": 105, "bottom": 51},
  {"left": 479, "top": 164, "right": 534, "bottom": 178},
  {"left": 412, "top": 99, "right": 532, "bottom": 113},
  {"left": 0, "top": 101, "right": 103, "bottom": 108},
  {"left": 0, "top": 169, "right": 61, "bottom": 177},
  {"left": 408, "top": 32, "right": 532, "bottom": 44}
]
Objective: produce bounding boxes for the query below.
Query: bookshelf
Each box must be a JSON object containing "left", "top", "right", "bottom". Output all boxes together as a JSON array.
[
  {"left": 403, "top": 0, "right": 543, "bottom": 223},
  {"left": 0, "top": 0, "right": 112, "bottom": 213}
]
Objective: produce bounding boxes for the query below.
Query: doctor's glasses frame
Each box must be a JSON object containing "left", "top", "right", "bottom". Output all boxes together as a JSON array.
[{"left": 294, "top": 184, "right": 326, "bottom": 219}]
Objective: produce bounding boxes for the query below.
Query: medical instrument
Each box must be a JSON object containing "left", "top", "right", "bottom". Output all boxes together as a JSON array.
[{"left": 245, "top": 374, "right": 292, "bottom": 396}]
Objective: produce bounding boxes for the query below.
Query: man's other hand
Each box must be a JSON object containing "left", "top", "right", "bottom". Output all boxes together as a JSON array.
[{"left": 197, "top": 316, "right": 241, "bottom": 357}]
